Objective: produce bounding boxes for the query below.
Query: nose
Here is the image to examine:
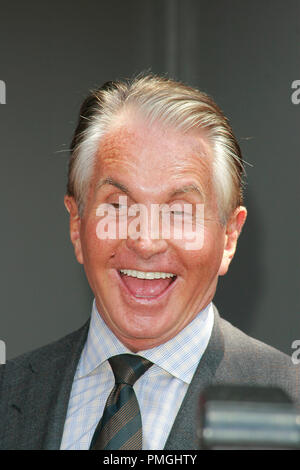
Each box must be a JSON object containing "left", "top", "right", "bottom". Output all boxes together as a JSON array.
[
  {"left": 125, "top": 233, "right": 168, "bottom": 260},
  {"left": 123, "top": 202, "right": 170, "bottom": 259}
]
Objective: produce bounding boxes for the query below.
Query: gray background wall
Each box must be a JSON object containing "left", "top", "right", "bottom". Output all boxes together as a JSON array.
[{"left": 0, "top": 0, "right": 299, "bottom": 360}]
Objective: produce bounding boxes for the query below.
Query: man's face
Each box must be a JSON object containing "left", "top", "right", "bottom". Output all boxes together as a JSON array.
[{"left": 65, "top": 113, "right": 246, "bottom": 351}]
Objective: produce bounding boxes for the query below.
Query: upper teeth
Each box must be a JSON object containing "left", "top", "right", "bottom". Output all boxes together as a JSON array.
[{"left": 120, "top": 269, "right": 176, "bottom": 280}]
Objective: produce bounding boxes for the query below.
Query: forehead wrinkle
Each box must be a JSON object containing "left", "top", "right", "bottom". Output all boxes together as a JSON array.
[
  {"left": 93, "top": 120, "right": 214, "bottom": 202},
  {"left": 95, "top": 130, "right": 141, "bottom": 178},
  {"left": 94, "top": 154, "right": 138, "bottom": 196},
  {"left": 168, "top": 155, "right": 213, "bottom": 202},
  {"left": 97, "top": 125, "right": 142, "bottom": 165}
]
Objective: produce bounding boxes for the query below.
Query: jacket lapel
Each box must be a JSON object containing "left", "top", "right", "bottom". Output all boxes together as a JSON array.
[
  {"left": 41, "top": 321, "right": 90, "bottom": 449},
  {"left": 6, "top": 320, "right": 89, "bottom": 449},
  {"left": 164, "top": 306, "right": 224, "bottom": 450}
]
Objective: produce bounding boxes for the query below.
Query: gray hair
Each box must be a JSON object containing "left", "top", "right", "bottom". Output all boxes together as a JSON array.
[{"left": 67, "top": 74, "right": 245, "bottom": 223}]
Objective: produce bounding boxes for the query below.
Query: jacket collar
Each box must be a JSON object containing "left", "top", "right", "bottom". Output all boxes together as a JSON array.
[{"left": 164, "top": 305, "right": 224, "bottom": 449}]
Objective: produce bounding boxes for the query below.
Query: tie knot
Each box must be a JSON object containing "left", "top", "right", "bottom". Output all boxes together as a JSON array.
[{"left": 108, "top": 354, "right": 153, "bottom": 386}]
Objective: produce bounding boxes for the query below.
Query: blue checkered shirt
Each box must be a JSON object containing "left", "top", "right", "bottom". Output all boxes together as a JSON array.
[{"left": 60, "top": 299, "right": 214, "bottom": 450}]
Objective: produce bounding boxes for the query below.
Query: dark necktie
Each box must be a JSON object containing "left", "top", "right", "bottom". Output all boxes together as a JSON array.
[{"left": 89, "top": 353, "right": 153, "bottom": 450}]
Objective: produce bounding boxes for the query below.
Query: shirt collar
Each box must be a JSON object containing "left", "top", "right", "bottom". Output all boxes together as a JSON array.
[{"left": 77, "top": 299, "right": 214, "bottom": 385}]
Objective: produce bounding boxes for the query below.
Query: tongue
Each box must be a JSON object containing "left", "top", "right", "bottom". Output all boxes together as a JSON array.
[{"left": 121, "top": 275, "right": 173, "bottom": 297}]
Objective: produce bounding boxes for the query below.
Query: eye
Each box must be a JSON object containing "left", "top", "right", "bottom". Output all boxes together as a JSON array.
[
  {"left": 171, "top": 210, "right": 185, "bottom": 216},
  {"left": 166, "top": 203, "right": 194, "bottom": 217},
  {"left": 106, "top": 195, "right": 128, "bottom": 212},
  {"left": 111, "top": 202, "right": 126, "bottom": 210}
]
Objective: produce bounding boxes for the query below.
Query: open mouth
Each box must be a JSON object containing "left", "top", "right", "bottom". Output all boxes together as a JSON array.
[{"left": 119, "top": 269, "right": 177, "bottom": 298}]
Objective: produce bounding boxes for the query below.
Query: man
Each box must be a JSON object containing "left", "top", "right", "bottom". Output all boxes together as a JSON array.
[{"left": 0, "top": 75, "right": 298, "bottom": 450}]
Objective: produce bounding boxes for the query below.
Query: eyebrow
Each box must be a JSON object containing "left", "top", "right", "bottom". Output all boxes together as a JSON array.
[
  {"left": 96, "top": 177, "right": 130, "bottom": 194},
  {"left": 95, "top": 177, "right": 204, "bottom": 199},
  {"left": 170, "top": 184, "right": 204, "bottom": 199}
]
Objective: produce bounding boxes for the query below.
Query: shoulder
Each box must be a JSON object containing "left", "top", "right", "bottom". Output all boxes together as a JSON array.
[
  {"left": 0, "top": 320, "right": 89, "bottom": 388},
  {"left": 213, "top": 309, "right": 299, "bottom": 403},
  {"left": 219, "top": 314, "right": 291, "bottom": 364}
]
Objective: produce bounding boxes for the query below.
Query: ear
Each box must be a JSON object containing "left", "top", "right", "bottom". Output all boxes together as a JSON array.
[
  {"left": 218, "top": 206, "right": 247, "bottom": 276},
  {"left": 64, "top": 195, "right": 84, "bottom": 265}
]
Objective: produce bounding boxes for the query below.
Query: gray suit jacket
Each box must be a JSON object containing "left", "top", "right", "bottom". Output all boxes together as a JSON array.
[{"left": 0, "top": 306, "right": 298, "bottom": 449}]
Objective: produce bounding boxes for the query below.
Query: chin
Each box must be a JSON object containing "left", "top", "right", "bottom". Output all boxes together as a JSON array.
[{"left": 112, "top": 312, "right": 175, "bottom": 346}]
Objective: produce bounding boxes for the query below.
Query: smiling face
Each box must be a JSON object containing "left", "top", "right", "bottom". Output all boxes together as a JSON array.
[{"left": 65, "top": 111, "right": 246, "bottom": 351}]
